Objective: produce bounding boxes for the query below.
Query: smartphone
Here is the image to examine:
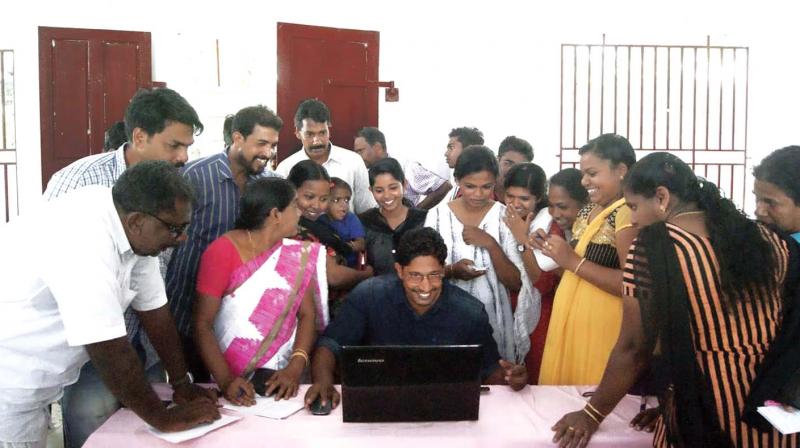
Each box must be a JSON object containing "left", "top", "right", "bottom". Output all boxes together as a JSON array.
[
  {"left": 470, "top": 264, "right": 488, "bottom": 272},
  {"left": 357, "top": 252, "right": 367, "bottom": 271}
]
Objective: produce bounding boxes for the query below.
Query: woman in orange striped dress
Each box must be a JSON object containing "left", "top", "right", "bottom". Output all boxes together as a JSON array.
[{"left": 552, "top": 152, "right": 798, "bottom": 448}]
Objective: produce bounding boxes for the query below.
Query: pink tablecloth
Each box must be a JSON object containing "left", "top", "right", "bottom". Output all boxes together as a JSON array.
[{"left": 85, "top": 385, "right": 653, "bottom": 447}]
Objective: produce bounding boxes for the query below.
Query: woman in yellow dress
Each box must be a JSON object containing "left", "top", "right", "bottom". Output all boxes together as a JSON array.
[{"left": 532, "top": 134, "right": 637, "bottom": 385}]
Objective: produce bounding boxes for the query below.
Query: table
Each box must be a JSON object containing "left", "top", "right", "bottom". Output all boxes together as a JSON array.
[{"left": 85, "top": 385, "right": 653, "bottom": 447}]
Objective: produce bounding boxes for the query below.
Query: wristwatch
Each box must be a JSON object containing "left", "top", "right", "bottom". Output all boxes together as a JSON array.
[
  {"left": 169, "top": 372, "right": 194, "bottom": 388},
  {"left": 517, "top": 243, "right": 526, "bottom": 253}
]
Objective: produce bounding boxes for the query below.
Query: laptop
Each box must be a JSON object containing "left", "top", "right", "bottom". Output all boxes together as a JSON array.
[{"left": 340, "top": 345, "right": 482, "bottom": 423}]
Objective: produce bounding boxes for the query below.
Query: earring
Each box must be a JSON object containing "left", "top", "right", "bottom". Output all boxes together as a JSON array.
[{"left": 660, "top": 206, "right": 666, "bottom": 213}]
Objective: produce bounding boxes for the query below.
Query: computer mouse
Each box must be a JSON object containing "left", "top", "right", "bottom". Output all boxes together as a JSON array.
[{"left": 310, "top": 396, "right": 333, "bottom": 415}]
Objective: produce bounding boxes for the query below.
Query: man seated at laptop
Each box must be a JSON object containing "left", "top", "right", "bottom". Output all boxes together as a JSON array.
[{"left": 305, "top": 227, "right": 528, "bottom": 408}]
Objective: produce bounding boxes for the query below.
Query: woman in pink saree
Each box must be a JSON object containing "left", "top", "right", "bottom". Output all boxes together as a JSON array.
[{"left": 194, "top": 178, "right": 328, "bottom": 405}]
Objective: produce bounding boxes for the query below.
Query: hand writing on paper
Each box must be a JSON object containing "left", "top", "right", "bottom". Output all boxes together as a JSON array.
[
  {"left": 151, "top": 401, "right": 221, "bottom": 432},
  {"left": 172, "top": 383, "right": 218, "bottom": 405},
  {"left": 222, "top": 377, "right": 256, "bottom": 406}
]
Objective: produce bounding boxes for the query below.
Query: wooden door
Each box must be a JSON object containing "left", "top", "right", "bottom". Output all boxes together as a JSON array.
[
  {"left": 276, "top": 23, "right": 379, "bottom": 162},
  {"left": 38, "top": 26, "right": 152, "bottom": 189}
]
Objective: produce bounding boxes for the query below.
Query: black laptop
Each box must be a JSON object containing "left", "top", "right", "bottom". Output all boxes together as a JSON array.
[{"left": 340, "top": 345, "right": 482, "bottom": 423}]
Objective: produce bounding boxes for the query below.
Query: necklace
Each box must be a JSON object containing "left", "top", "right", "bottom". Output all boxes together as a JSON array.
[
  {"left": 671, "top": 210, "right": 705, "bottom": 220},
  {"left": 246, "top": 230, "right": 257, "bottom": 260}
]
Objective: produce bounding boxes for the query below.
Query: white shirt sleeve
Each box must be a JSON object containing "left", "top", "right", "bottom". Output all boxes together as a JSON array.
[
  {"left": 129, "top": 256, "right": 168, "bottom": 312},
  {"left": 352, "top": 163, "right": 377, "bottom": 214}
]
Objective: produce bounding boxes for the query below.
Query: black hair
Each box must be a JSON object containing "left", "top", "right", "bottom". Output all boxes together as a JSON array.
[
  {"left": 753, "top": 145, "right": 800, "bottom": 205},
  {"left": 498, "top": 136, "right": 534, "bottom": 162},
  {"left": 112, "top": 160, "right": 194, "bottom": 214},
  {"left": 103, "top": 121, "right": 127, "bottom": 152},
  {"left": 578, "top": 133, "right": 636, "bottom": 169},
  {"left": 329, "top": 177, "right": 352, "bottom": 194},
  {"left": 232, "top": 105, "right": 283, "bottom": 139},
  {"left": 294, "top": 98, "right": 331, "bottom": 129},
  {"left": 454, "top": 145, "right": 499, "bottom": 180},
  {"left": 368, "top": 157, "right": 405, "bottom": 187},
  {"left": 287, "top": 160, "right": 331, "bottom": 189},
  {"left": 449, "top": 127, "right": 484, "bottom": 148},
  {"left": 624, "top": 152, "right": 776, "bottom": 305},
  {"left": 396, "top": 227, "right": 448, "bottom": 267},
  {"left": 550, "top": 168, "right": 589, "bottom": 205},
  {"left": 503, "top": 163, "right": 548, "bottom": 212},
  {"left": 124, "top": 88, "right": 203, "bottom": 140},
  {"left": 356, "top": 127, "right": 387, "bottom": 151},
  {"left": 222, "top": 114, "right": 235, "bottom": 147},
  {"left": 234, "top": 178, "right": 296, "bottom": 231}
]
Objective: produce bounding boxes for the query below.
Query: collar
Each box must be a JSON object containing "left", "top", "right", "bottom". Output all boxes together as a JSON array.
[
  {"left": 792, "top": 232, "right": 800, "bottom": 244},
  {"left": 213, "top": 149, "right": 235, "bottom": 183},
  {"left": 115, "top": 143, "right": 130, "bottom": 177},
  {"left": 105, "top": 188, "right": 133, "bottom": 256}
]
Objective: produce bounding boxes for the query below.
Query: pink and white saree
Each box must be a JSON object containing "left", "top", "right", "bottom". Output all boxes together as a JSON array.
[{"left": 213, "top": 239, "right": 328, "bottom": 377}]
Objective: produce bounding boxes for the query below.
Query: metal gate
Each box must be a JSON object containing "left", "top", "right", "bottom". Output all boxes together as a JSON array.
[
  {"left": 1, "top": 49, "right": 17, "bottom": 223},
  {"left": 559, "top": 36, "right": 749, "bottom": 207}
]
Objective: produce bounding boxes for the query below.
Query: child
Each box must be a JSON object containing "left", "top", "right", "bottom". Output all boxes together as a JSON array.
[{"left": 319, "top": 177, "right": 366, "bottom": 267}]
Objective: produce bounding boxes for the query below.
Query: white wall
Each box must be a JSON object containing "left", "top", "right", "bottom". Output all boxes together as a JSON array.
[{"left": 3, "top": 0, "right": 800, "bottom": 216}]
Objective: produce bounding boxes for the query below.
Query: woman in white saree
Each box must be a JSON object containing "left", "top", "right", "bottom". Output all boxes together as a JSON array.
[{"left": 425, "top": 146, "right": 540, "bottom": 363}]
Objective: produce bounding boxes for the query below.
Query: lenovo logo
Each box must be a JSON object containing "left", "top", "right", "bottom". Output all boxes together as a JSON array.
[{"left": 357, "top": 358, "right": 385, "bottom": 363}]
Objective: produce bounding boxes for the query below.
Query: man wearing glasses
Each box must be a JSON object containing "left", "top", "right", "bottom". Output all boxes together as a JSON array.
[
  {"left": 304, "top": 227, "right": 528, "bottom": 409},
  {"left": 43, "top": 87, "right": 204, "bottom": 448},
  {"left": 0, "top": 162, "right": 219, "bottom": 447}
]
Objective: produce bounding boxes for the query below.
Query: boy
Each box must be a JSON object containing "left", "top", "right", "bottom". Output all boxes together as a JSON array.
[{"left": 320, "top": 178, "right": 366, "bottom": 267}]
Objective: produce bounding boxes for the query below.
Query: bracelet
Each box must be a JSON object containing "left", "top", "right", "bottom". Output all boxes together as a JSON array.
[
  {"left": 586, "top": 401, "right": 608, "bottom": 419},
  {"left": 582, "top": 407, "right": 601, "bottom": 425},
  {"left": 573, "top": 257, "right": 587, "bottom": 275},
  {"left": 290, "top": 349, "right": 310, "bottom": 367}
]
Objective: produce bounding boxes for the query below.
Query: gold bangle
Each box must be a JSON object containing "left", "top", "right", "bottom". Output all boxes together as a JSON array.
[
  {"left": 573, "top": 258, "right": 587, "bottom": 275},
  {"left": 290, "top": 349, "right": 310, "bottom": 367},
  {"left": 582, "top": 407, "right": 601, "bottom": 425},
  {"left": 586, "top": 402, "right": 608, "bottom": 419}
]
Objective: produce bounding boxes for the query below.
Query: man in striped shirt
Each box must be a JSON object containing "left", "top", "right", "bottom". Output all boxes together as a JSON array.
[
  {"left": 165, "top": 105, "right": 283, "bottom": 380},
  {"left": 43, "top": 87, "right": 204, "bottom": 448}
]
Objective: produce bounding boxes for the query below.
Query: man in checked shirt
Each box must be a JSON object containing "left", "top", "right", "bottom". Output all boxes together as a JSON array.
[{"left": 43, "top": 87, "right": 204, "bottom": 448}]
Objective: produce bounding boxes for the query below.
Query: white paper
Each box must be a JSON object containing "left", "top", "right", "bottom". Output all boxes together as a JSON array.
[
  {"left": 221, "top": 395, "right": 306, "bottom": 419},
  {"left": 147, "top": 414, "right": 241, "bottom": 443},
  {"left": 757, "top": 405, "right": 800, "bottom": 434},
  {"left": 530, "top": 211, "right": 559, "bottom": 272}
]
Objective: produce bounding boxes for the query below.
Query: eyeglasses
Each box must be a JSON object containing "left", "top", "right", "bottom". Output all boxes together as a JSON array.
[
  {"left": 405, "top": 272, "right": 444, "bottom": 285},
  {"left": 144, "top": 212, "right": 189, "bottom": 238}
]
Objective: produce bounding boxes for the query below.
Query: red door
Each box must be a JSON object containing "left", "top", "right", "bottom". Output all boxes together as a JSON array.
[
  {"left": 276, "top": 23, "right": 379, "bottom": 162},
  {"left": 38, "top": 26, "right": 152, "bottom": 189}
]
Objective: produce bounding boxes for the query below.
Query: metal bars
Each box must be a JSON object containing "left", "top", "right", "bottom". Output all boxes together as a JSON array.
[{"left": 559, "top": 37, "right": 749, "bottom": 207}]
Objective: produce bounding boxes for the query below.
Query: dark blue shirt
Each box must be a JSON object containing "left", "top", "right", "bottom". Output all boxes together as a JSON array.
[
  {"left": 318, "top": 212, "right": 365, "bottom": 267},
  {"left": 165, "top": 150, "right": 281, "bottom": 336},
  {"left": 318, "top": 274, "right": 501, "bottom": 379}
]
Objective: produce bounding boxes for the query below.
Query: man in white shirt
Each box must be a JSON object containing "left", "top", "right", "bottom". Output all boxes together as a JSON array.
[
  {"left": 353, "top": 127, "right": 452, "bottom": 210},
  {"left": 276, "top": 99, "right": 377, "bottom": 213},
  {"left": 0, "top": 161, "right": 219, "bottom": 447}
]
